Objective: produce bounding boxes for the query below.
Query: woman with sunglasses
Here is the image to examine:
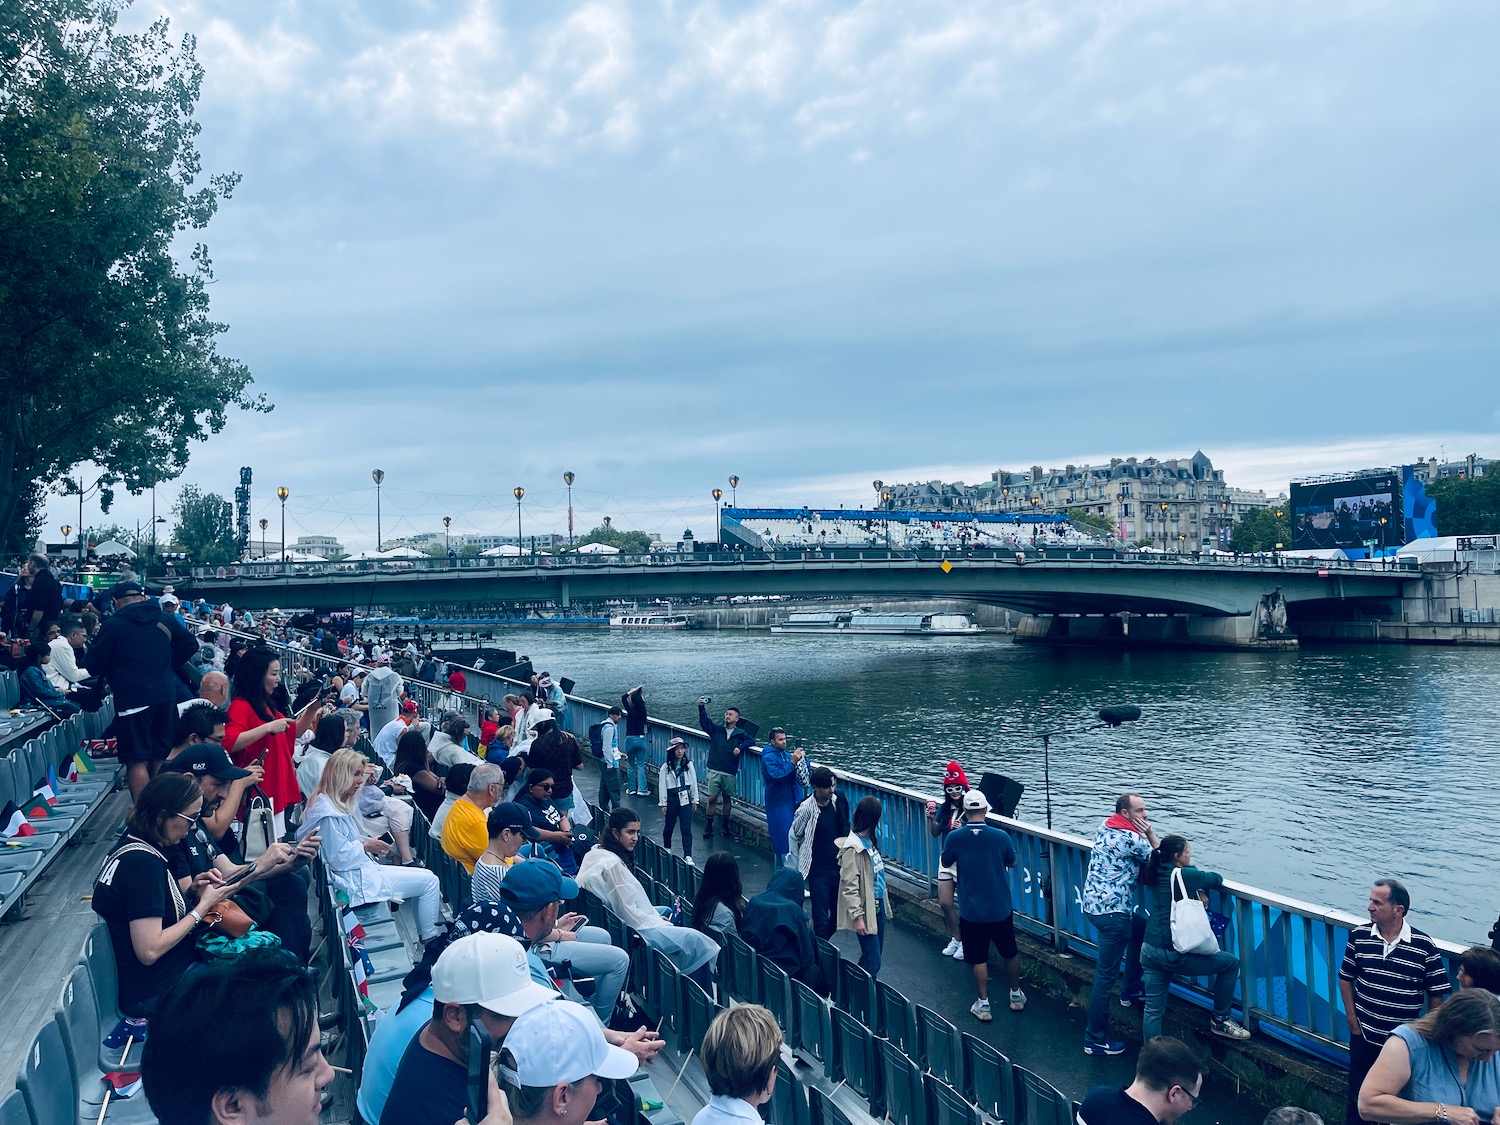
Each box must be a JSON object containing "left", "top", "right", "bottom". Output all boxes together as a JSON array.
[
  {"left": 928, "top": 760, "right": 970, "bottom": 959},
  {"left": 92, "top": 773, "right": 239, "bottom": 1016},
  {"left": 515, "top": 768, "right": 578, "bottom": 872}
]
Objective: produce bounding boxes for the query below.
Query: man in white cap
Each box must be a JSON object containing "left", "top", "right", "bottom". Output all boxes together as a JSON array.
[
  {"left": 496, "top": 999, "right": 639, "bottom": 1125},
  {"left": 940, "top": 787, "right": 1025, "bottom": 1023},
  {"left": 378, "top": 932, "right": 555, "bottom": 1125}
]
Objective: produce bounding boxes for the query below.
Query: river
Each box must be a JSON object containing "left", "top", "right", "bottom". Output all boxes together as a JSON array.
[{"left": 478, "top": 627, "right": 1499, "bottom": 944}]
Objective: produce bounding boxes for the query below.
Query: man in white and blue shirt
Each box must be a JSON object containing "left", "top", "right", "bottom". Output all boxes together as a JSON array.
[
  {"left": 596, "top": 705, "right": 624, "bottom": 812},
  {"left": 1080, "top": 793, "right": 1157, "bottom": 1055}
]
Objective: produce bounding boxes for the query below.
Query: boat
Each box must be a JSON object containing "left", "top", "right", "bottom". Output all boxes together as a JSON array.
[
  {"left": 770, "top": 609, "right": 982, "bottom": 635},
  {"left": 609, "top": 610, "right": 689, "bottom": 629}
]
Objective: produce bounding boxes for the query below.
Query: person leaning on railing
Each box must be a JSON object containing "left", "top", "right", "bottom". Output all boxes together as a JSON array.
[{"left": 1357, "top": 989, "right": 1500, "bottom": 1125}]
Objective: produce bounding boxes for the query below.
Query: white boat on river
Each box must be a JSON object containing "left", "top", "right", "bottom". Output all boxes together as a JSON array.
[{"left": 770, "top": 610, "right": 982, "bottom": 635}]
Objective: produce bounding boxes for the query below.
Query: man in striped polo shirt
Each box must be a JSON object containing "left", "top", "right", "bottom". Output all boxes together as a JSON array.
[{"left": 1338, "top": 878, "right": 1451, "bottom": 1125}]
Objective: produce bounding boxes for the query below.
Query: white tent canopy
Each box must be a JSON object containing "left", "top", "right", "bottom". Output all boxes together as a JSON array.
[
  {"left": 379, "top": 547, "right": 424, "bottom": 559},
  {"left": 248, "top": 551, "right": 325, "bottom": 563},
  {"left": 574, "top": 542, "right": 620, "bottom": 555},
  {"left": 92, "top": 539, "right": 135, "bottom": 557},
  {"left": 344, "top": 550, "right": 384, "bottom": 561},
  {"left": 482, "top": 544, "right": 524, "bottom": 557}
]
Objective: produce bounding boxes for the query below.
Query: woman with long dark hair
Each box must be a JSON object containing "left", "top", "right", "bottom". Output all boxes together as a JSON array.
[
  {"left": 394, "top": 728, "right": 443, "bottom": 821},
  {"left": 1139, "top": 834, "right": 1250, "bottom": 1042},
  {"left": 837, "top": 796, "right": 891, "bottom": 978},
  {"left": 691, "top": 853, "right": 743, "bottom": 936},
  {"left": 224, "top": 649, "right": 316, "bottom": 833},
  {"left": 576, "top": 807, "right": 719, "bottom": 978}
]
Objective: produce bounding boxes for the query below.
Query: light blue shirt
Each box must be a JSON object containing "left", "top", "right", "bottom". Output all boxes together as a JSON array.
[
  {"left": 693, "top": 1095, "right": 764, "bottom": 1125},
  {"left": 356, "top": 986, "right": 433, "bottom": 1125},
  {"left": 1393, "top": 1024, "right": 1500, "bottom": 1118},
  {"left": 859, "top": 835, "right": 887, "bottom": 903}
]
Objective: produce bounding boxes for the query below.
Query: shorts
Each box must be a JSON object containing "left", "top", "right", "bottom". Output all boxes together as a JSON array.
[
  {"left": 113, "top": 703, "right": 175, "bottom": 765},
  {"left": 705, "top": 770, "right": 737, "bottom": 799},
  {"left": 960, "top": 914, "right": 1019, "bottom": 964}
]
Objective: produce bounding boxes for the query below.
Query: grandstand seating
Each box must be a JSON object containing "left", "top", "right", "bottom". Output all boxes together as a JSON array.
[{"left": 721, "top": 509, "right": 1096, "bottom": 552}]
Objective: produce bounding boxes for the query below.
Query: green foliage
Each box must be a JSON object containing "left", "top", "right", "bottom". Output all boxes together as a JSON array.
[
  {"left": 1230, "top": 507, "right": 1291, "bottom": 553},
  {"left": 1430, "top": 474, "right": 1500, "bottom": 536},
  {"left": 423, "top": 544, "right": 448, "bottom": 558},
  {"left": 575, "top": 524, "right": 653, "bottom": 554},
  {"left": 0, "top": 0, "right": 267, "bottom": 550},
  {"left": 170, "top": 485, "right": 236, "bottom": 566},
  {"left": 1063, "top": 508, "right": 1116, "bottom": 537},
  {"left": 457, "top": 544, "right": 482, "bottom": 558}
]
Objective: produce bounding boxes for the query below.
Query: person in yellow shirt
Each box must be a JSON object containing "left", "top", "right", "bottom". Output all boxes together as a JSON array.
[{"left": 440, "top": 762, "right": 503, "bottom": 873}]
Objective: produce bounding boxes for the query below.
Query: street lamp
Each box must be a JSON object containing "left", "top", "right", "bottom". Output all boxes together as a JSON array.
[
  {"left": 276, "top": 487, "right": 289, "bottom": 564},
  {"left": 872, "top": 481, "right": 883, "bottom": 512},
  {"left": 728, "top": 475, "right": 739, "bottom": 507},
  {"left": 713, "top": 488, "right": 723, "bottom": 544},
  {"left": 881, "top": 490, "right": 893, "bottom": 548},
  {"left": 563, "top": 472, "right": 576, "bottom": 546},
  {"left": 258, "top": 518, "right": 268, "bottom": 559},
  {"left": 61, "top": 526, "right": 71, "bottom": 555},
  {"left": 371, "top": 469, "right": 385, "bottom": 551},
  {"left": 513, "top": 487, "right": 524, "bottom": 554},
  {"left": 443, "top": 516, "right": 452, "bottom": 558}
]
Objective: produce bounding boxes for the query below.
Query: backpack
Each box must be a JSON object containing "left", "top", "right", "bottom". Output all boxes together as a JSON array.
[{"left": 587, "top": 722, "right": 605, "bottom": 759}]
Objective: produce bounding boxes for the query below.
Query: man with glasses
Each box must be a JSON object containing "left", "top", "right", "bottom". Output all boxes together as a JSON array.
[
  {"left": 516, "top": 768, "right": 576, "bottom": 870},
  {"left": 1081, "top": 792, "right": 1159, "bottom": 1055},
  {"left": 1078, "top": 1036, "right": 1203, "bottom": 1125}
]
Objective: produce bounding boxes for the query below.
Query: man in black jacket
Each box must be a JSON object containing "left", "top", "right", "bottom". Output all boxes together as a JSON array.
[
  {"left": 23, "top": 553, "right": 63, "bottom": 640},
  {"left": 84, "top": 581, "right": 199, "bottom": 798},
  {"left": 698, "top": 698, "right": 753, "bottom": 841}
]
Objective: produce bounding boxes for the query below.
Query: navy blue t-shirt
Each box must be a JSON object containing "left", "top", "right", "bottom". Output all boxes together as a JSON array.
[
  {"left": 379, "top": 1034, "right": 466, "bottom": 1125},
  {"left": 1078, "top": 1086, "right": 1161, "bottom": 1125},
  {"left": 939, "top": 821, "right": 1018, "bottom": 923}
]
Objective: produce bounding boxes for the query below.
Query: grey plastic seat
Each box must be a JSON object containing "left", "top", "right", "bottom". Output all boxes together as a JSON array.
[
  {"left": 0, "top": 1088, "right": 35, "bottom": 1125},
  {"left": 80, "top": 922, "right": 139, "bottom": 1071},
  {"left": 57, "top": 968, "right": 158, "bottom": 1124},
  {"left": 830, "top": 1006, "right": 880, "bottom": 1106},
  {"left": 961, "top": 1033, "right": 1017, "bottom": 1124},
  {"left": 877, "top": 1037, "right": 928, "bottom": 1125},
  {"left": 17, "top": 1020, "right": 78, "bottom": 1125},
  {"left": 1014, "top": 1065, "right": 1074, "bottom": 1125},
  {"left": 924, "top": 1074, "right": 980, "bottom": 1125},
  {"left": 916, "top": 1005, "right": 961, "bottom": 1087}
]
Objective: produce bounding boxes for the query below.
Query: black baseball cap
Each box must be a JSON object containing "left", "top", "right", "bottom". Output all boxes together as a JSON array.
[
  {"left": 163, "top": 744, "right": 252, "bottom": 782},
  {"left": 107, "top": 580, "right": 145, "bottom": 600},
  {"left": 487, "top": 802, "right": 540, "bottom": 842}
]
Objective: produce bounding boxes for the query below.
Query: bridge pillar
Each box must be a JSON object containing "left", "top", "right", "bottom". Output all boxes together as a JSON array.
[
  {"left": 560, "top": 581, "right": 570, "bottom": 609},
  {"left": 1016, "top": 596, "right": 1298, "bottom": 651}
]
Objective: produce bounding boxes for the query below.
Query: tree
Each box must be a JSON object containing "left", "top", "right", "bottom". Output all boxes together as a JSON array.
[
  {"left": 170, "top": 485, "right": 236, "bottom": 566},
  {"left": 1230, "top": 507, "right": 1291, "bottom": 553},
  {"left": 457, "top": 544, "right": 481, "bottom": 558},
  {"left": 0, "top": 1, "right": 268, "bottom": 551},
  {"left": 1430, "top": 474, "right": 1500, "bottom": 536},
  {"left": 1063, "top": 508, "right": 1116, "bottom": 537},
  {"left": 575, "top": 524, "right": 653, "bottom": 554}
]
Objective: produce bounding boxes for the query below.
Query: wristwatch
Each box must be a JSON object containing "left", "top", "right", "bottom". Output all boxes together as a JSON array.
[{"left": 189, "top": 909, "right": 204, "bottom": 924}]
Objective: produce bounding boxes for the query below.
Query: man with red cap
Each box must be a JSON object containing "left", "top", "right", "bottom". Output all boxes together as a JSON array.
[{"left": 928, "top": 761, "right": 970, "bottom": 958}]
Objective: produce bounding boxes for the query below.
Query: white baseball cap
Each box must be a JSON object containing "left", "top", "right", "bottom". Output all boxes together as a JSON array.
[
  {"left": 430, "top": 933, "right": 556, "bottom": 1017},
  {"left": 962, "top": 789, "right": 991, "bottom": 812},
  {"left": 502, "top": 999, "right": 638, "bottom": 1085}
]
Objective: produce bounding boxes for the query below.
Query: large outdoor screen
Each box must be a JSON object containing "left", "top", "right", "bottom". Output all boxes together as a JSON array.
[{"left": 1290, "top": 472, "right": 1402, "bottom": 550}]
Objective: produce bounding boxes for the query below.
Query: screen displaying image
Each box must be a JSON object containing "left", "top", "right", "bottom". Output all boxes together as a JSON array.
[{"left": 1291, "top": 474, "right": 1401, "bottom": 550}]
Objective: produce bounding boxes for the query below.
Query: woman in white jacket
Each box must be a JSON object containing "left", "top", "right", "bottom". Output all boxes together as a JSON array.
[
  {"left": 657, "top": 737, "right": 699, "bottom": 864},
  {"left": 296, "top": 749, "right": 442, "bottom": 943},
  {"left": 576, "top": 806, "right": 718, "bottom": 982}
]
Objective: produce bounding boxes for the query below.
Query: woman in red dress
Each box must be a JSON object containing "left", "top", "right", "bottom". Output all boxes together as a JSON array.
[{"left": 224, "top": 648, "right": 318, "bottom": 836}]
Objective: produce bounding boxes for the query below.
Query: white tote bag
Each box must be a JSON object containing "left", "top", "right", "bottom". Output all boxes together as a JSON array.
[
  {"left": 1169, "top": 867, "right": 1220, "bottom": 955},
  {"left": 242, "top": 788, "right": 276, "bottom": 862}
]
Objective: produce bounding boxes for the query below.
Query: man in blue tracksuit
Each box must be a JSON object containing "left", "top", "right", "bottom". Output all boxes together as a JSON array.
[{"left": 760, "top": 727, "right": 804, "bottom": 867}]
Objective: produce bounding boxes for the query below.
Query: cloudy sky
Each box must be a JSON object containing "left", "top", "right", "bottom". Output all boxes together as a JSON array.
[{"left": 46, "top": 0, "right": 1498, "bottom": 551}]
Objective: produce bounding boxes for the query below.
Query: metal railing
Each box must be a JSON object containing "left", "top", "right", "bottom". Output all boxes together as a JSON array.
[{"left": 226, "top": 627, "right": 1462, "bottom": 1071}]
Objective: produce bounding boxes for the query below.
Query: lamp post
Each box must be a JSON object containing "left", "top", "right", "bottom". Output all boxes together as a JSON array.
[
  {"left": 276, "top": 487, "right": 289, "bottom": 565},
  {"left": 712, "top": 488, "right": 723, "bottom": 544},
  {"left": 872, "top": 480, "right": 883, "bottom": 513},
  {"left": 563, "top": 472, "right": 575, "bottom": 546},
  {"left": 443, "top": 516, "right": 452, "bottom": 559},
  {"left": 371, "top": 470, "right": 385, "bottom": 551},
  {"left": 728, "top": 475, "right": 739, "bottom": 507},
  {"left": 513, "top": 487, "right": 524, "bottom": 554},
  {"left": 881, "top": 490, "right": 893, "bottom": 548},
  {"left": 258, "top": 519, "right": 268, "bottom": 560}
]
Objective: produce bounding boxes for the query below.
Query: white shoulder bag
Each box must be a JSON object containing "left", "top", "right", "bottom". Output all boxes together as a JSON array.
[{"left": 1169, "top": 866, "right": 1220, "bottom": 955}]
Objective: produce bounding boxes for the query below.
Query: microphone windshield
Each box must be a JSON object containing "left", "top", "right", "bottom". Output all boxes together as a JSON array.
[{"left": 1097, "top": 705, "right": 1142, "bottom": 727}]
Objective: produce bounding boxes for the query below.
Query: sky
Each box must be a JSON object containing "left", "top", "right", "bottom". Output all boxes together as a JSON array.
[{"left": 42, "top": 0, "right": 1499, "bottom": 552}]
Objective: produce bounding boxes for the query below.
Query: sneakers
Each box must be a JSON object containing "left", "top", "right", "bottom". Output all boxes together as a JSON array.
[
  {"left": 685, "top": 856, "right": 695, "bottom": 867},
  {"left": 1083, "top": 1038, "right": 1126, "bottom": 1056},
  {"left": 702, "top": 827, "right": 714, "bottom": 841},
  {"left": 1009, "top": 988, "right": 1027, "bottom": 1012},
  {"left": 1211, "top": 1018, "right": 1251, "bottom": 1041},
  {"left": 950, "top": 943, "right": 966, "bottom": 960},
  {"left": 1119, "top": 987, "right": 1144, "bottom": 1007},
  {"left": 970, "top": 999, "right": 993, "bottom": 1022},
  {"left": 941, "top": 938, "right": 962, "bottom": 958}
]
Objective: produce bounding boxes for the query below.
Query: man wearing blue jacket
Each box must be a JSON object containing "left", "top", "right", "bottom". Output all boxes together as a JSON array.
[
  {"left": 698, "top": 698, "right": 753, "bottom": 841},
  {"left": 84, "top": 581, "right": 199, "bottom": 799},
  {"left": 760, "top": 728, "right": 805, "bottom": 867}
]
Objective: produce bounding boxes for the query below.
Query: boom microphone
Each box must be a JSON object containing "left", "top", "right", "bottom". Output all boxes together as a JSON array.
[{"left": 1097, "top": 705, "right": 1142, "bottom": 727}]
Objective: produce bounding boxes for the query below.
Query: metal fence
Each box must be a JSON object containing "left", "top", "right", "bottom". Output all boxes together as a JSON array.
[{"left": 233, "top": 629, "right": 1462, "bottom": 1071}]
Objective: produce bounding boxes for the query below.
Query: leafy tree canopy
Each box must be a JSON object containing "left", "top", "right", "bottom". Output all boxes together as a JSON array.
[
  {"left": 1229, "top": 507, "right": 1291, "bottom": 553},
  {"left": 574, "top": 524, "right": 653, "bottom": 554},
  {"left": 170, "top": 485, "right": 236, "bottom": 567},
  {"left": 0, "top": 0, "right": 267, "bottom": 553},
  {"left": 1430, "top": 474, "right": 1500, "bottom": 536},
  {"left": 1063, "top": 508, "right": 1116, "bottom": 537}
]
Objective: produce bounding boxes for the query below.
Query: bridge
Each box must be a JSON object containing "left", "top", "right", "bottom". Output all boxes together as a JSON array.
[{"left": 179, "top": 549, "right": 1417, "bottom": 648}]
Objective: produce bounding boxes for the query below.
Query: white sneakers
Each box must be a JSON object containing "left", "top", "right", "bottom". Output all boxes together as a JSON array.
[
  {"left": 685, "top": 856, "right": 695, "bottom": 867},
  {"left": 941, "top": 938, "right": 963, "bottom": 958},
  {"left": 970, "top": 998, "right": 992, "bottom": 1022},
  {"left": 1009, "top": 988, "right": 1027, "bottom": 1012}
]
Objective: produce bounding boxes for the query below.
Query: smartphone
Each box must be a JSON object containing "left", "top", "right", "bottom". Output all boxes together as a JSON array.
[
  {"left": 222, "top": 864, "right": 255, "bottom": 887},
  {"left": 465, "top": 1021, "right": 491, "bottom": 1125}
]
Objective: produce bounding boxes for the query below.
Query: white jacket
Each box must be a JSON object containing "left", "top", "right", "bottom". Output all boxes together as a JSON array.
[
  {"left": 657, "top": 761, "right": 699, "bottom": 807},
  {"left": 46, "top": 637, "right": 88, "bottom": 692}
]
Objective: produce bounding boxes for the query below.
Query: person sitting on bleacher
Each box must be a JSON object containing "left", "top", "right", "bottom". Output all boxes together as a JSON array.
[
  {"left": 496, "top": 999, "right": 641, "bottom": 1125},
  {"left": 357, "top": 935, "right": 452, "bottom": 1125},
  {"left": 140, "top": 947, "right": 334, "bottom": 1125},
  {"left": 378, "top": 932, "right": 557, "bottom": 1125},
  {"left": 692, "top": 1005, "right": 785, "bottom": 1125},
  {"left": 298, "top": 749, "right": 445, "bottom": 946},
  {"left": 17, "top": 638, "right": 81, "bottom": 716},
  {"left": 161, "top": 742, "right": 321, "bottom": 962},
  {"left": 92, "top": 773, "right": 241, "bottom": 1016}
]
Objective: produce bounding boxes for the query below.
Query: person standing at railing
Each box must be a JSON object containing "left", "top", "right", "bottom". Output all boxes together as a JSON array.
[
  {"left": 621, "top": 685, "right": 650, "bottom": 796},
  {"left": 658, "top": 736, "right": 699, "bottom": 863},
  {"left": 940, "top": 789, "right": 1026, "bottom": 1021},
  {"left": 791, "top": 766, "right": 850, "bottom": 940},
  {"left": 1081, "top": 792, "right": 1160, "bottom": 1057},
  {"left": 596, "top": 705, "right": 625, "bottom": 813},
  {"left": 927, "top": 761, "right": 971, "bottom": 960},
  {"left": 760, "top": 727, "right": 804, "bottom": 868},
  {"left": 528, "top": 713, "right": 584, "bottom": 818},
  {"left": 1139, "top": 835, "right": 1251, "bottom": 1043},
  {"left": 1341, "top": 879, "right": 1453, "bottom": 1125},
  {"left": 699, "top": 698, "right": 753, "bottom": 842},
  {"left": 837, "top": 795, "right": 891, "bottom": 979}
]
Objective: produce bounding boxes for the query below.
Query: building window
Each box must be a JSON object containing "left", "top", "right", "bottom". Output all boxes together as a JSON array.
[{"left": 1120, "top": 484, "right": 1132, "bottom": 498}]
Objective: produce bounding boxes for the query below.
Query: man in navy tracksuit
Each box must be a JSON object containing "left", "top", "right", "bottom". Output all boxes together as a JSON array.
[{"left": 698, "top": 699, "right": 753, "bottom": 840}]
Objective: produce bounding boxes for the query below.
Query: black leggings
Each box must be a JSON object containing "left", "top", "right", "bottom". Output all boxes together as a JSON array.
[{"left": 662, "top": 800, "right": 693, "bottom": 858}]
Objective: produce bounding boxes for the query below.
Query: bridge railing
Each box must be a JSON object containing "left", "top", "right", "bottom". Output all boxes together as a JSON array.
[{"left": 219, "top": 627, "right": 1457, "bottom": 1070}]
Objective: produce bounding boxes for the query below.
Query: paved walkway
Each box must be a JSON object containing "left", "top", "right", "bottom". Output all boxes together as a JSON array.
[{"left": 604, "top": 789, "right": 1270, "bottom": 1125}]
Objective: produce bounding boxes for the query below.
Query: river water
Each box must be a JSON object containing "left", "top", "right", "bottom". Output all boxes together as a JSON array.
[{"left": 488, "top": 627, "right": 1499, "bottom": 944}]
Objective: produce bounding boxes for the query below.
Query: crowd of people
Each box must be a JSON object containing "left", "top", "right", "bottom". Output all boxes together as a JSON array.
[{"left": 4, "top": 571, "right": 1486, "bottom": 1125}]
